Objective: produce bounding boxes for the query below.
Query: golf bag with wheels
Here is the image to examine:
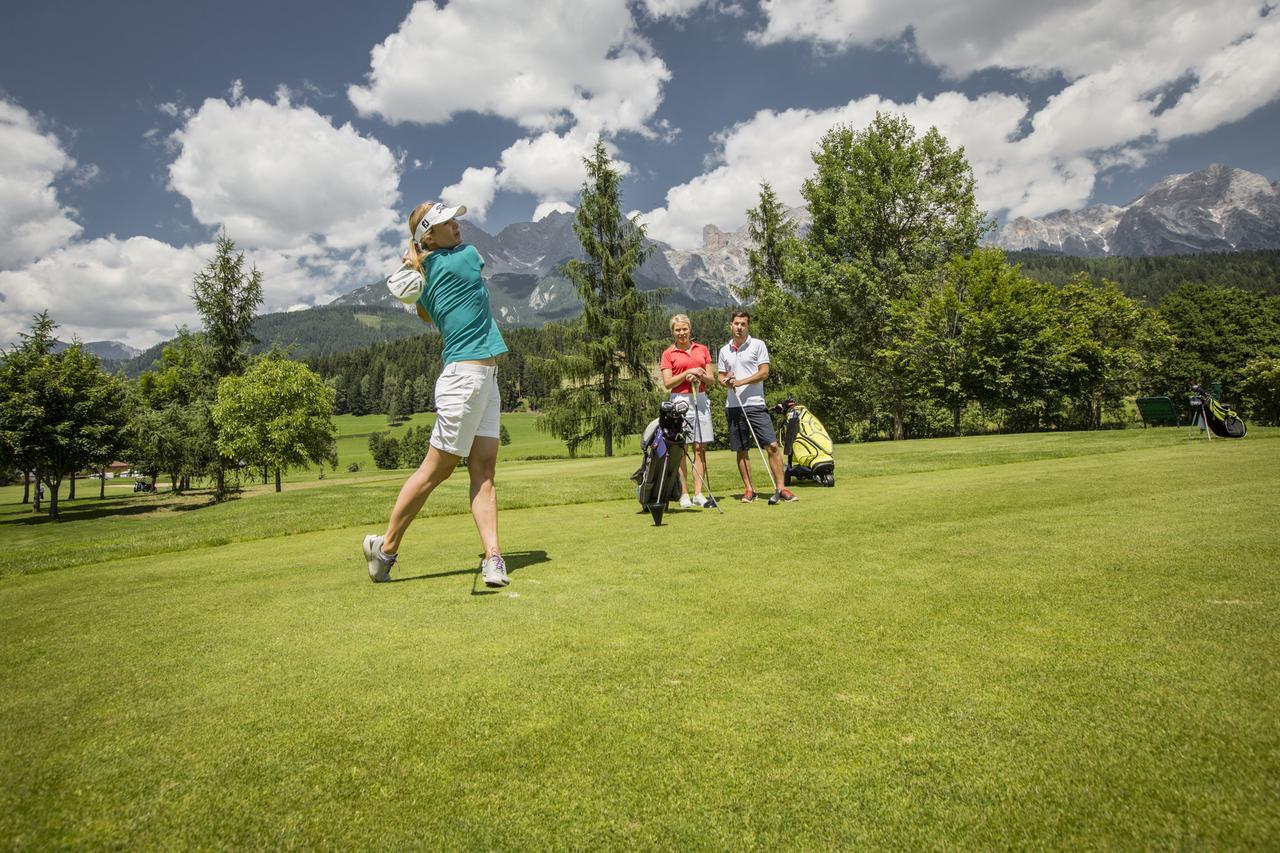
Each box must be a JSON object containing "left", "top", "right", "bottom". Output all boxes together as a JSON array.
[
  {"left": 631, "top": 399, "right": 688, "bottom": 525},
  {"left": 770, "top": 395, "right": 835, "bottom": 486},
  {"left": 1191, "top": 384, "right": 1246, "bottom": 438}
]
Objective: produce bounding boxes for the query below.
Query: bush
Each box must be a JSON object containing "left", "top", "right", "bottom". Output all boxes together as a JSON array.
[
  {"left": 1240, "top": 356, "right": 1280, "bottom": 426},
  {"left": 368, "top": 432, "right": 402, "bottom": 469},
  {"left": 346, "top": 461, "right": 361, "bottom": 473}
]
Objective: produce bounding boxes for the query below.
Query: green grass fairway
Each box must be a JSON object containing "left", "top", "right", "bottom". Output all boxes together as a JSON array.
[
  {"left": 2, "top": 429, "right": 1278, "bottom": 847},
  {"left": 328, "top": 412, "right": 608, "bottom": 478}
]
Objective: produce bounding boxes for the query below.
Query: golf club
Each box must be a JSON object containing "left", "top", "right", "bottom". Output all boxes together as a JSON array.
[
  {"left": 730, "top": 382, "right": 779, "bottom": 495},
  {"left": 689, "top": 378, "right": 723, "bottom": 514}
]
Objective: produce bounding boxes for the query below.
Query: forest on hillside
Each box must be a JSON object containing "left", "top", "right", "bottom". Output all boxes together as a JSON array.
[{"left": 1009, "top": 249, "right": 1280, "bottom": 303}]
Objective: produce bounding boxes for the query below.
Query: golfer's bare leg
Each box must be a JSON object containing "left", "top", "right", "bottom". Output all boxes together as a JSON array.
[
  {"left": 737, "top": 450, "right": 753, "bottom": 493},
  {"left": 678, "top": 453, "right": 690, "bottom": 498},
  {"left": 467, "top": 436, "right": 501, "bottom": 559},
  {"left": 382, "top": 445, "right": 460, "bottom": 554},
  {"left": 767, "top": 443, "right": 786, "bottom": 491},
  {"left": 692, "top": 444, "right": 707, "bottom": 494}
]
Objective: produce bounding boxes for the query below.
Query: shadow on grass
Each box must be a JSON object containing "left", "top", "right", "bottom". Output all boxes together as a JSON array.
[
  {"left": 468, "top": 549, "right": 551, "bottom": 596},
  {"left": 1, "top": 486, "right": 232, "bottom": 525},
  {"left": 391, "top": 550, "right": 551, "bottom": 593},
  {"left": 0, "top": 495, "right": 167, "bottom": 525}
]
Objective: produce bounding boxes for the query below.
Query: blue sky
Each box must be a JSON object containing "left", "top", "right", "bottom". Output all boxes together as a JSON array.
[{"left": 2, "top": 0, "right": 1278, "bottom": 346}]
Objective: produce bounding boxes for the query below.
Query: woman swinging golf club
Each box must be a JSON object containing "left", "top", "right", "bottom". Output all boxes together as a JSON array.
[
  {"left": 717, "top": 310, "right": 795, "bottom": 505},
  {"left": 363, "top": 201, "right": 510, "bottom": 587},
  {"left": 660, "top": 314, "right": 716, "bottom": 509}
]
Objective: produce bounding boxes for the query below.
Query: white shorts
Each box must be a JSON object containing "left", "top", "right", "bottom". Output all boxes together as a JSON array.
[
  {"left": 431, "top": 362, "right": 501, "bottom": 456},
  {"left": 670, "top": 391, "right": 713, "bottom": 444}
]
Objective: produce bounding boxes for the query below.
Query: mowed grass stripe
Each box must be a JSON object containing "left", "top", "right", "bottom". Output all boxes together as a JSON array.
[
  {"left": 1, "top": 436, "right": 1277, "bottom": 847},
  {"left": 5, "top": 428, "right": 1273, "bottom": 577}
]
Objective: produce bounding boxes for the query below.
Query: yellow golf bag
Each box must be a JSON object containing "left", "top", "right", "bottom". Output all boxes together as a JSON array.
[{"left": 770, "top": 395, "right": 835, "bottom": 487}]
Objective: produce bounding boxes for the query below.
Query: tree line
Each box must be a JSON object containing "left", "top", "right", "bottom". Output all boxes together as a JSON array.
[
  {"left": 307, "top": 122, "right": 1280, "bottom": 450},
  {"left": 1010, "top": 249, "right": 1280, "bottom": 303},
  {"left": 6, "top": 116, "right": 1279, "bottom": 517},
  {"left": 1, "top": 235, "right": 338, "bottom": 518},
  {"left": 737, "top": 114, "right": 1280, "bottom": 440}
]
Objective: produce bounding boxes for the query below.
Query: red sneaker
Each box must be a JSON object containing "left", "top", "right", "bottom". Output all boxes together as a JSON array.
[
  {"left": 741, "top": 489, "right": 756, "bottom": 503},
  {"left": 769, "top": 488, "right": 798, "bottom": 505}
]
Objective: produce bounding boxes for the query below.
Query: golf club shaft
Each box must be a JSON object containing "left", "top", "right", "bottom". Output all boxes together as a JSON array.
[
  {"left": 689, "top": 381, "right": 723, "bottom": 514},
  {"left": 731, "top": 383, "right": 778, "bottom": 493}
]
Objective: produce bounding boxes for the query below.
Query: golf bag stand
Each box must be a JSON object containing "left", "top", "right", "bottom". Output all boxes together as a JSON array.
[
  {"left": 631, "top": 399, "right": 689, "bottom": 525},
  {"left": 1190, "top": 384, "right": 1247, "bottom": 439}
]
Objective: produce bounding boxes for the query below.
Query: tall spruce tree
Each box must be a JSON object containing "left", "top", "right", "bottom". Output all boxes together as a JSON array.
[
  {"left": 191, "top": 232, "right": 263, "bottom": 498},
  {"left": 737, "top": 182, "right": 799, "bottom": 348},
  {"left": 536, "top": 141, "right": 661, "bottom": 457}
]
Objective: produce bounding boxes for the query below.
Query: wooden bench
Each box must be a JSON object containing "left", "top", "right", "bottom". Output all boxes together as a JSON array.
[{"left": 1136, "top": 396, "right": 1179, "bottom": 427}]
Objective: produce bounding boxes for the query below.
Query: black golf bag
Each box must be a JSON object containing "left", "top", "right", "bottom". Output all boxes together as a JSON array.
[
  {"left": 631, "top": 399, "right": 688, "bottom": 525},
  {"left": 769, "top": 395, "right": 835, "bottom": 487},
  {"left": 1191, "top": 384, "right": 1246, "bottom": 438}
]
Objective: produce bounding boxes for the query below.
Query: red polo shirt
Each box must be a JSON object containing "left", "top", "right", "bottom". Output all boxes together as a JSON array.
[{"left": 661, "top": 342, "right": 711, "bottom": 394}]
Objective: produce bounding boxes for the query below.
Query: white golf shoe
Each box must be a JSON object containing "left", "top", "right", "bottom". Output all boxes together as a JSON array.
[
  {"left": 481, "top": 554, "right": 508, "bottom": 587},
  {"left": 363, "top": 534, "right": 396, "bottom": 583}
]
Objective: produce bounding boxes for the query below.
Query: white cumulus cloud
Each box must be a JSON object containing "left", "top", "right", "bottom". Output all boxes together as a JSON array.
[
  {"left": 0, "top": 237, "right": 210, "bottom": 348},
  {"left": 439, "top": 130, "right": 626, "bottom": 223},
  {"left": 167, "top": 92, "right": 402, "bottom": 251},
  {"left": 643, "top": 0, "right": 1280, "bottom": 247},
  {"left": 440, "top": 166, "right": 499, "bottom": 223},
  {"left": 349, "top": 0, "right": 670, "bottom": 136},
  {"left": 642, "top": 92, "right": 1051, "bottom": 248},
  {"left": 0, "top": 99, "right": 83, "bottom": 268},
  {"left": 533, "top": 201, "right": 576, "bottom": 221}
]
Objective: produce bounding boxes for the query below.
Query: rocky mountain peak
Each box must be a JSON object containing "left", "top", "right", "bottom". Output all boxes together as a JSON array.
[{"left": 989, "top": 164, "right": 1280, "bottom": 256}]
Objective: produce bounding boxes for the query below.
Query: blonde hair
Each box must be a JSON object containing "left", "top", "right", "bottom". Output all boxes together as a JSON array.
[
  {"left": 669, "top": 313, "right": 691, "bottom": 332},
  {"left": 408, "top": 202, "right": 433, "bottom": 247}
]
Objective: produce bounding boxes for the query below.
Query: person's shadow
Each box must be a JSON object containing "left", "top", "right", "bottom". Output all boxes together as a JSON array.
[{"left": 389, "top": 549, "right": 550, "bottom": 594}]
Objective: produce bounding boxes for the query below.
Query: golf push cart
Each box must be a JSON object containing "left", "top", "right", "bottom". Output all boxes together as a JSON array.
[{"left": 769, "top": 395, "right": 835, "bottom": 487}]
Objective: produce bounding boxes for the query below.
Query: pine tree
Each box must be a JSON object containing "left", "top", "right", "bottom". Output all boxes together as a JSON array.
[
  {"left": 536, "top": 141, "right": 662, "bottom": 457},
  {"left": 191, "top": 232, "right": 263, "bottom": 498},
  {"left": 737, "top": 182, "right": 801, "bottom": 383}
]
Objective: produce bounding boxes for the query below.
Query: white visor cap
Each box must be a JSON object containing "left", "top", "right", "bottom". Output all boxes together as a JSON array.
[{"left": 413, "top": 202, "right": 467, "bottom": 243}]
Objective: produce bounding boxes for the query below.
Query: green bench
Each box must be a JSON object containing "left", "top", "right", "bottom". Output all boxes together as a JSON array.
[{"left": 1136, "top": 396, "right": 1179, "bottom": 427}]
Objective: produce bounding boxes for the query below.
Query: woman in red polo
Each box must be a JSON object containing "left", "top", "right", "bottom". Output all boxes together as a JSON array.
[{"left": 660, "top": 313, "right": 716, "bottom": 509}]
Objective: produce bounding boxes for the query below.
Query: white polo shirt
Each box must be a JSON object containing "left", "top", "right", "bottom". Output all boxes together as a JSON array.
[{"left": 717, "top": 335, "right": 770, "bottom": 408}]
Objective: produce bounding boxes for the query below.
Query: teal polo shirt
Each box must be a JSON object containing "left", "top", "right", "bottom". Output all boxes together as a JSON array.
[{"left": 417, "top": 244, "right": 508, "bottom": 364}]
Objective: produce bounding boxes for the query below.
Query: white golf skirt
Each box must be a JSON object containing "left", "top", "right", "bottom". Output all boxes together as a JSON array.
[{"left": 669, "top": 391, "right": 713, "bottom": 444}]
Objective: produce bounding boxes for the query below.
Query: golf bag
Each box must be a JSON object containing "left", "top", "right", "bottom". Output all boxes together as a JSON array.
[
  {"left": 770, "top": 395, "right": 835, "bottom": 486},
  {"left": 1191, "top": 384, "right": 1246, "bottom": 438},
  {"left": 631, "top": 399, "right": 688, "bottom": 525}
]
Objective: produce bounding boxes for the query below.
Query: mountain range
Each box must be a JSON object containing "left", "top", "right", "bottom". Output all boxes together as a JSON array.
[
  {"left": 336, "top": 165, "right": 1280, "bottom": 320},
  {"left": 987, "top": 165, "right": 1280, "bottom": 256},
  {"left": 51, "top": 340, "right": 143, "bottom": 361},
  {"left": 333, "top": 211, "right": 723, "bottom": 322},
  {"left": 79, "top": 164, "right": 1280, "bottom": 367}
]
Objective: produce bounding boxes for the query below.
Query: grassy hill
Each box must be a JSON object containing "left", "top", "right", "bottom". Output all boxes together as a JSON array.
[{"left": 2, "top": 428, "right": 1278, "bottom": 846}]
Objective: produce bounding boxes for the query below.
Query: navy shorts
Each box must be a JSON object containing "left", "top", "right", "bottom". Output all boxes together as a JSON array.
[{"left": 726, "top": 406, "right": 777, "bottom": 451}]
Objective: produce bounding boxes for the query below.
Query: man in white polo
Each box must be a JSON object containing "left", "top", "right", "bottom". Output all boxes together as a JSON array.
[{"left": 717, "top": 310, "right": 796, "bottom": 504}]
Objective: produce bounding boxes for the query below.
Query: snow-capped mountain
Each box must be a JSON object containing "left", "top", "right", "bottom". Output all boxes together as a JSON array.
[
  {"left": 988, "top": 165, "right": 1280, "bottom": 256},
  {"left": 334, "top": 165, "right": 1280, "bottom": 322}
]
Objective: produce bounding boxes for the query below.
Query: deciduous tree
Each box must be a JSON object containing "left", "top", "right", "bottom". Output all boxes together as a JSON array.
[{"left": 212, "top": 353, "right": 337, "bottom": 492}]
